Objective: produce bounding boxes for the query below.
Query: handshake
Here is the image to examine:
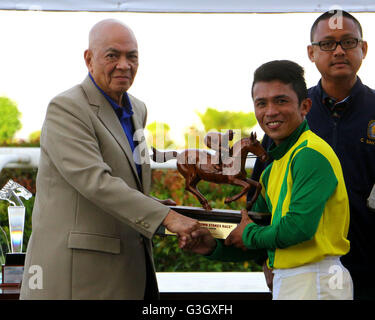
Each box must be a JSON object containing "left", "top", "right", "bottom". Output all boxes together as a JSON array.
[{"left": 162, "top": 208, "right": 255, "bottom": 255}]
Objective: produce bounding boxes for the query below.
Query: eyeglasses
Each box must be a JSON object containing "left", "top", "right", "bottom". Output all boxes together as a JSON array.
[{"left": 311, "top": 38, "right": 362, "bottom": 51}]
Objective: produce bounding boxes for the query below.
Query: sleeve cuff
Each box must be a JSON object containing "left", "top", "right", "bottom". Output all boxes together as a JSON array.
[{"left": 205, "top": 239, "right": 224, "bottom": 260}]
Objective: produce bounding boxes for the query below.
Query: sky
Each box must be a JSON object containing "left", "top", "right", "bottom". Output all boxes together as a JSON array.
[{"left": 1, "top": 10, "right": 375, "bottom": 145}]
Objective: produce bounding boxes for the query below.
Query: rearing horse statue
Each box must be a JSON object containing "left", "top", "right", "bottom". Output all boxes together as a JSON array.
[{"left": 151, "top": 131, "right": 268, "bottom": 211}]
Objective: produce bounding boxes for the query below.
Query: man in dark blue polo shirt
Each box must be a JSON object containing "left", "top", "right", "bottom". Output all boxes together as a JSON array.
[{"left": 249, "top": 10, "right": 375, "bottom": 300}]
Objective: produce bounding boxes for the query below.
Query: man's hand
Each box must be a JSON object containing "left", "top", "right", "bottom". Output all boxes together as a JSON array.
[
  {"left": 162, "top": 209, "right": 200, "bottom": 240},
  {"left": 151, "top": 196, "right": 176, "bottom": 206},
  {"left": 179, "top": 228, "right": 217, "bottom": 255},
  {"left": 224, "top": 209, "right": 254, "bottom": 249},
  {"left": 263, "top": 262, "right": 274, "bottom": 291}
]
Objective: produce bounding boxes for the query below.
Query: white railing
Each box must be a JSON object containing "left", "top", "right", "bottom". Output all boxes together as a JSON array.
[
  {"left": 0, "top": 147, "right": 256, "bottom": 173},
  {"left": 0, "top": 148, "right": 36, "bottom": 172},
  {"left": 157, "top": 272, "right": 269, "bottom": 295}
]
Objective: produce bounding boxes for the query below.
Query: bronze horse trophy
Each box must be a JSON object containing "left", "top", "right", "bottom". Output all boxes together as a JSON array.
[{"left": 151, "top": 130, "right": 268, "bottom": 211}]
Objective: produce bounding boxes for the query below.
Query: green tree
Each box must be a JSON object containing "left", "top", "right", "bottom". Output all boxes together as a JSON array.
[
  {"left": 197, "top": 107, "right": 257, "bottom": 136},
  {"left": 146, "top": 121, "right": 175, "bottom": 149},
  {"left": 28, "top": 130, "right": 41, "bottom": 146},
  {"left": 183, "top": 125, "right": 206, "bottom": 149},
  {"left": 0, "top": 96, "right": 22, "bottom": 143}
]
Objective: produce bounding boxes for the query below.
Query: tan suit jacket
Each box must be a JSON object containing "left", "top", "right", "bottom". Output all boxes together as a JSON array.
[{"left": 20, "top": 76, "right": 170, "bottom": 299}]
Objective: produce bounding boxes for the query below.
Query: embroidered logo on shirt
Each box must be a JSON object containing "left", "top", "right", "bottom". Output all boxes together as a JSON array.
[{"left": 368, "top": 120, "right": 375, "bottom": 140}]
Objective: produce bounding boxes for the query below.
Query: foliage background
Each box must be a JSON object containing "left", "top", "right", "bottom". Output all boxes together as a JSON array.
[
  {"left": 0, "top": 96, "right": 22, "bottom": 144},
  {"left": 197, "top": 107, "right": 257, "bottom": 136}
]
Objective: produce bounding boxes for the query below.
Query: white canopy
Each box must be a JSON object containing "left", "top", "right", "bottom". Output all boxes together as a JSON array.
[{"left": 1, "top": 0, "right": 375, "bottom": 13}]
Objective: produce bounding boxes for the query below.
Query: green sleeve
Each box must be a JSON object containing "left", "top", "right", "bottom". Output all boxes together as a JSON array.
[
  {"left": 243, "top": 148, "right": 338, "bottom": 250},
  {"left": 206, "top": 239, "right": 267, "bottom": 262}
]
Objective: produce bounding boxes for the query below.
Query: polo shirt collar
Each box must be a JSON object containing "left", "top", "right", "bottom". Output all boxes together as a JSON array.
[
  {"left": 317, "top": 76, "right": 363, "bottom": 106},
  {"left": 316, "top": 77, "right": 365, "bottom": 118},
  {"left": 88, "top": 73, "right": 134, "bottom": 119}
]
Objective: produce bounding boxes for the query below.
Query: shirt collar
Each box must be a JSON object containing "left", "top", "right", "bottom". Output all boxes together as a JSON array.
[
  {"left": 317, "top": 78, "right": 365, "bottom": 118},
  {"left": 317, "top": 76, "right": 363, "bottom": 105},
  {"left": 88, "top": 73, "right": 133, "bottom": 119},
  {"left": 322, "top": 93, "right": 350, "bottom": 118},
  {"left": 268, "top": 120, "right": 309, "bottom": 160}
]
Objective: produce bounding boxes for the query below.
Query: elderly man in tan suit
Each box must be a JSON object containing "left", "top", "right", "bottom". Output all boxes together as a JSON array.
[{"left": 20, "top": 19, "right": 199, "bottom": 300}]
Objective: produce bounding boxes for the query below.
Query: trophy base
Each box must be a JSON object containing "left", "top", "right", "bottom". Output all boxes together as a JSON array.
[
  {"left": 1, "top": 253, "right": 25, "bottom": 288},
  {"left": 5, "top": 253, "right": 25, "bottom": 266},
  {"left": 157, "top": 206, "right": 271, "bottom": 239}
]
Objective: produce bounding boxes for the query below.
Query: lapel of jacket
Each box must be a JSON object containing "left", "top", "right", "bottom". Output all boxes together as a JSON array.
[
  {"left": 81, "top": 75, "right": 143, "bottom": 190},
  {"left": 130, "top": 98, "right": 151, "bottom": 195}
]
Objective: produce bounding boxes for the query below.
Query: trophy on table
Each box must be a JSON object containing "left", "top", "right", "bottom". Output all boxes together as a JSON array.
[
  {"left": 152, "top": 130, "right": 271, "bottom": 239},
  {"left": 0, "top": 180, "right": 32, "bottom": 287}
]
